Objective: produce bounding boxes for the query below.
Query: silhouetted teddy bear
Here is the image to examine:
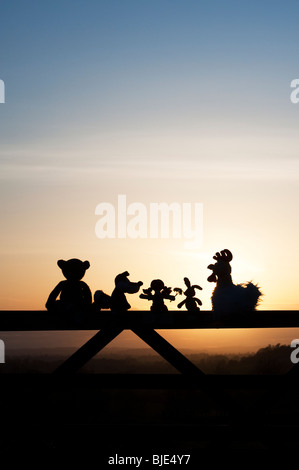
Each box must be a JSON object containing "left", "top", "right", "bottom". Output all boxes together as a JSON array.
[{"left": 46, "top": 258, "right": 92, "bottom": 320}]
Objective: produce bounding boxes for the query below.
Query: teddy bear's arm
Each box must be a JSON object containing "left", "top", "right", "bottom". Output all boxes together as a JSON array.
[
  {"left": 81, "top": 282, "right": 92, "bottom": 304},
  {"left": 45, "top": 281, "right": 65, "bottom": 309}
]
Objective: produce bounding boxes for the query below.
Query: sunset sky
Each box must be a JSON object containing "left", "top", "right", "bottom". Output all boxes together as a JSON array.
[{"left": 1, "top": 1, "right": 299, "bottom": 355}]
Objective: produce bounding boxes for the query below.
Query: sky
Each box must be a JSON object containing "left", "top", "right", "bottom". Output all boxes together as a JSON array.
[{"left": 0, "top": 0, "right": 299, "bottom": 355}]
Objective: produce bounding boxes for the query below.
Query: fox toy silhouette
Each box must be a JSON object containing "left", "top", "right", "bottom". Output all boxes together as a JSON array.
[{"left": 110, "top": 271, "right": 143, "bottom": 313}]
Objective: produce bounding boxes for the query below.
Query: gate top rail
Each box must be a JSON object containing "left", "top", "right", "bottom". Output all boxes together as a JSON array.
[{"left": 0, "top": 310, "right": 299, "bottom": 331}]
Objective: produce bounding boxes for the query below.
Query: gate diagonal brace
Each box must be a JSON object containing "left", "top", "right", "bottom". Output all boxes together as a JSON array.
[{"left": 53, "top": 325, "right": 124, "bottom": 375}]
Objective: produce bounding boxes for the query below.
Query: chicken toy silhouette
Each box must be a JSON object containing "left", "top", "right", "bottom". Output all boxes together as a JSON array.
[{"left": 207, "top": 249, "right": 262, "bottom": 317}]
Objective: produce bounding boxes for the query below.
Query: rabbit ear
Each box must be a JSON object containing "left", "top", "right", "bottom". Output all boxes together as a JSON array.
[
  {"left": 194, "top": 285, "right": 202, "bottom": 290},
  {"left": 184, "top": 277, "right": 191, "bottom": 287}
]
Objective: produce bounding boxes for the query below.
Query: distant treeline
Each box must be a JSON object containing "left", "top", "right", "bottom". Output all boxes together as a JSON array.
[{"left": 0, "top": 343, "right": 293, "bottom": 374}]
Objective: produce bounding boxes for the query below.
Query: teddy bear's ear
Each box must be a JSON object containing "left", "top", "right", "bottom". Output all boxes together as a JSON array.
[
  {"left": 57, "top": 259, "right": 66, "bottom": 269},
  {"left": 83, "top": 261, "right": 90, "bottom": 270}
]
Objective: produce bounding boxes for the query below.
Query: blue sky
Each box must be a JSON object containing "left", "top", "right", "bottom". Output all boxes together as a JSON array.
[{"left": 1, "top": 0, "right": 299, "bottom": 147}]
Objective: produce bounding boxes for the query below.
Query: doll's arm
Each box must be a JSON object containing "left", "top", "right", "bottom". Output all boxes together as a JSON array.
[
  {"left": 139, "top": 293, "right": 153, "bottom": 300},
  {"left": 165, "top": 293, "right": 176, "bottom": 301}
]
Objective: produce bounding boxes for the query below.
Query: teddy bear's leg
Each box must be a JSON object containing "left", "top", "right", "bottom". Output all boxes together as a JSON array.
[
  {"left": 69, "top": 301, "right": 93, "bottom": 325},
  {"left": 46, "top": 299, "right": 65, "bottom": 314},
  {"left": 93, "top": 290, "right": 111, "bottom": 312}
]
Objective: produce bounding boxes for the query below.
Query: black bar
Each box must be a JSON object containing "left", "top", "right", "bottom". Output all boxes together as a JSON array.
[
  {"left": 1, "top": 310, "right": 299, "bottom": 331},
  {"left": 1, "top": 373, "right": 298, "bottom": 390},
  {"left": 131, "top": 327, "right": 239, "bottom": 413}
]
